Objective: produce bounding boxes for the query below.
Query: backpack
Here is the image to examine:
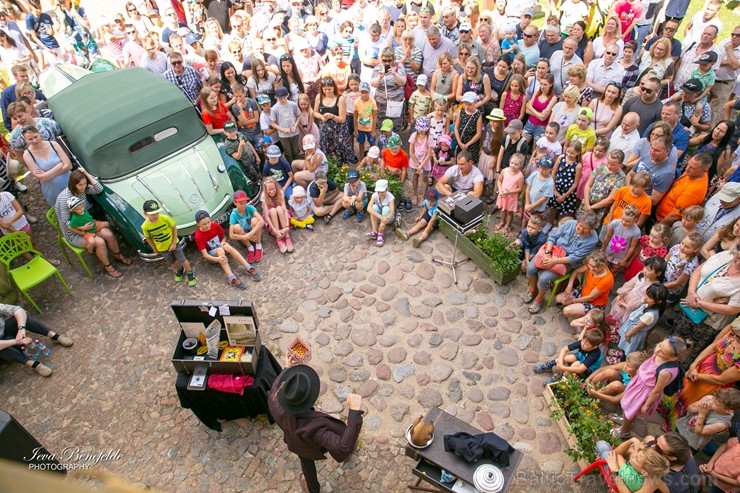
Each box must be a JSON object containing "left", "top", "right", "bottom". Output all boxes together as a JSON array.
[{"left": 655, "top": 361, "right": 684, "bottom": 396}]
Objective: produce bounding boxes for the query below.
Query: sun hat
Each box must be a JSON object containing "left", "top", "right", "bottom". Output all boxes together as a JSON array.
[
  {"left": 716, "top": 182, "right": 740, "bottom": 203},
  {"left": 415, "top": 116, "right": 430, "bottom": 133},
  {"left": 437, "top": 134, "right": 452, "bottom": 147},
  {"left": 486, "top": 108, "right": 505, "bottom": 121},
  {"left": 375, "top": 179, "right": 389, "bottom": 192},
  {"left": 367, "top": 146, "right": 380, "bottom": 158},
  {"left": 292, "top": 185, "right": 307, "bottom": 197},
  {"left": 276, "top": 364, "right": 321, "bottom": 414}
]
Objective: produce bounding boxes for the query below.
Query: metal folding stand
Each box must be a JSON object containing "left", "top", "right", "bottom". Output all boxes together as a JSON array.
[{"left": 432, "top": 211, "right": 484, "bottom": 284}]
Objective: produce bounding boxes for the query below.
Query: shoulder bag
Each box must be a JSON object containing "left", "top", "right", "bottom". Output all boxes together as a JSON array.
[{"left": 680, "top": 261, "right": 731, "bottom": 324}]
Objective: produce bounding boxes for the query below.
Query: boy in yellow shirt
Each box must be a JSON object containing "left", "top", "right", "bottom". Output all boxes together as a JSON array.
[{"left": 141, "top": 200, "right": 196, "bottom": 286}]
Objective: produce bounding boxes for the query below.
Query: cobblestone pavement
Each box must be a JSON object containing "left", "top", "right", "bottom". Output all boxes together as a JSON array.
[{"left": 0, "top": 175, "right": 616, "bottom": 493}]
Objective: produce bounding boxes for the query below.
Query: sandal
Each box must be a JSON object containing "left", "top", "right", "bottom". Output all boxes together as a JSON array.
[
  {"left": 528, "top": 303, "right": 542, "bottom": 314},
  {"left": 523, "top": 291, "right": 536, "bottom": 304},
  {"left": 112, "top": 252, "right": 132, "bottom": 265},
  {"left": 104, "top": 263, "right": 122, "bottom": 279}
]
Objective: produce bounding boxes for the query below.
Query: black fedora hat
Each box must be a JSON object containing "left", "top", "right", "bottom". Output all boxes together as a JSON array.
[{"left": 277, "top": 365, "right": 320, "bottom": 414}]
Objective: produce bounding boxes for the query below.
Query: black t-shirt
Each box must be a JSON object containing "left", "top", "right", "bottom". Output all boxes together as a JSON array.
[
  {"left": 566, "top": 341, "right": 601, "bottom": 377},
  {"left": 308, "top": 180, "right": 338, "bottom": 199},
  {"left": 622, "top": 96, "right": 664, "bottom": 136},
  {"left": 500, "top": 135, "right": 530, "bottom": 167},
  {"left": 205, "top": 0, "right": 232, "bottom": 33},
  {"left": 662, "top": 457, "right": 701, "bottom": 493}
]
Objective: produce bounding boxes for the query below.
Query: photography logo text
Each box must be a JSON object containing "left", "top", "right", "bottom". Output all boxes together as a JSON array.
[{"left": 24, "top": 447, "right": 123, "bottom": 471}]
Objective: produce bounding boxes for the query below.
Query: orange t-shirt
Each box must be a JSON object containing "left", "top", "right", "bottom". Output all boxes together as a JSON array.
[
  {"left": 606, "top": 186, "right": 652, "bottom": 224},
  {"left": 382, "top": 148, "right": 409, "bottom": 170},
  {"left": 582, "top": 268, "right": 614, "bottom": 307},
  {"left": 655, "top": 173, "right": 709, "bottom": 222}
]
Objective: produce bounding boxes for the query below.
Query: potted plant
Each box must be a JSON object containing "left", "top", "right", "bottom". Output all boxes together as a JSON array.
[
  {"left": 328, "top": 158, "right": 403, "bottom": 198},
  {"left": 542, "top": 375, "right": 619, "bottom": 467},
  {"left": 438, "top": 216, "right": 520, "bottom": 284}
]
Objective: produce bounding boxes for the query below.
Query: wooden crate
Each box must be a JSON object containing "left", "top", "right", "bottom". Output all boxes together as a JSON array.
[
  {"left": 438, "top": 221, "right": 519, "bottom": 284},
  {"left": 542, "top": 382, "right": 590, "bottom": 469}
]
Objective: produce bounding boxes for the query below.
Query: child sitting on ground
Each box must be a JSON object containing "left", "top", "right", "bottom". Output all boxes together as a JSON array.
[
  {"left": 228, "top": 190, "right": 265, "bottom": 262},
  {"left": 587, "top": 351, "right": 647, "bottom": 405},
  {"left": 667, "top": 205, "right": 704, "bottom": 249},
  {"left": 513, "top": 214, "right": 547, "bottom": 273},
  {"left": 605, "top": 439, "right": 671, "bottom": 492},
  {"left": 341, "top": 170, "right": 368, "bottom": 222},
  {"left": 676, "top": 389, "right": 740, "bottom": 453},
  {"left": 193, "top": 209, "right": 261, "bottom": 290},
  {"left": 618, "top": 283, "right": 669, "bottom": 354},
  {"left": 366, "top": 179, "right": 399, "bottom": 247},
  {"left": 357, "top": 146, "right": 382, "bottom": 180},
  {"left": 664, "top": 232, "right": 702, "bottom": 303},
  {"left": 534, "top": 329, "right": 604, "bottom": 385},
  {"left": 288, "top": 185, "right": 315, "bottom": 230},
  {"left": 68, "top": 196, "right": 112, "bottom": 254},
  {"left": 397, "top": 189, "right": 439, "bottom": 248}
]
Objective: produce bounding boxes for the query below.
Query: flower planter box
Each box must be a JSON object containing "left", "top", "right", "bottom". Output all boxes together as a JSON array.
[
  {"left": 542, "top": 382, "right": 590, "bottom": 469},
  {"left": 439, "top": 221, "right": 519, "bottom": 284}
]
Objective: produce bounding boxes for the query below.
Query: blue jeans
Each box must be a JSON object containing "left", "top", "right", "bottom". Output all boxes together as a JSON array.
[
  {"left": 595, "top": 440, "right": 612, "bottom": 460},
  {"left": 0, "top": 316, "right": 52, "bottom": 364},
  {"left": 635, "top": 24, "right": 652, "bottom": 55},
  {"left": 526, "top": 258, "right": 572, "bottom": 292}
]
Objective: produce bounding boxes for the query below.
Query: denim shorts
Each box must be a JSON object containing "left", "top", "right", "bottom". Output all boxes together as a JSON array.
[{"left": 523, "top": 120, "right": 546, "bottom": 141}]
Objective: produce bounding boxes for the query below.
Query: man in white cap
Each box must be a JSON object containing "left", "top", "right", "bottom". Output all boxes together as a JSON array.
[
  {"left": 696, "top": 182, "right": 740, "bottom": 242},
  {"left": 457, "top": 22, "right": 482, "bottom": 61},
  {"left": 269, "top": 356, "right": 364, "bottom": 493}
]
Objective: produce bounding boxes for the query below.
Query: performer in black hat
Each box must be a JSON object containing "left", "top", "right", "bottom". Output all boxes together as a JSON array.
[{"left": 268, "top": 354, "right": 364, "bottom": 493}]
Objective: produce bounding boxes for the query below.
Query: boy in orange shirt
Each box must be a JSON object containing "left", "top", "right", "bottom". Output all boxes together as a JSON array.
[
  {"left": 601, "top": 171, "right": 652, "bottom": 240},
  {"left": 381, "top": 135, "right": 411, "bottom": 211}
]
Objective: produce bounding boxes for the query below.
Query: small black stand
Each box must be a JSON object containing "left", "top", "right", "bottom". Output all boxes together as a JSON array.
[{"left": 432, "top": 210, "right": 484, "bottom": 284}]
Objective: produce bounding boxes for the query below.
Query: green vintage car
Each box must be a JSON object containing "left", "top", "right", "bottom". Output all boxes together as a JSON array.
[{"left": 44, "top": 67, "right": 254, "bottom": 261}]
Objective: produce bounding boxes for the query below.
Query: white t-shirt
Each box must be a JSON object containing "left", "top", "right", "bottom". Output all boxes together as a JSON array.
[
  {"left": 443, "top": 166, "right": 484, "bottom": 193},
  {"left": 0, "top": 191, "right": 27, "bottom": 234}
]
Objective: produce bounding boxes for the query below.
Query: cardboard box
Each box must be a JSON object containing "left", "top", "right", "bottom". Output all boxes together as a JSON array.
[{"left": 171, "top": 300, "right": 261, "bottom": 376}]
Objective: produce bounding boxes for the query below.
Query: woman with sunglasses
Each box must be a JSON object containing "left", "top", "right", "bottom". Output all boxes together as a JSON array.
[
  {"left": 637, "top": 38, "right": 674, "bottom": 94},
  {"left": 370, "top": 47, "right": 406, "bottom": 132},
  {"left": 313, "top": 77, "right": 356, "bottom": 164},
  {"left": 123, "top": 1, "right": 153, "bottom": 35},
  {"left": 275, "top": 53, "right": 304, "bottom": 103}
]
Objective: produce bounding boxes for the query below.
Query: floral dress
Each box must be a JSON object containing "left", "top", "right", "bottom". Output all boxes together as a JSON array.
[
  {"left": 547, "top": 156, "right": 579, "bottom": 217},
  {"left": 317, "top": 96, "right": 357, "bottom": 164},
  {"left": 502, "top": 91, "right": 524, "bottom": 125},
  {"left": 577, "top": 164, "right": 625, "bottom": 225},
  {"left": 457, "top": 108, "right": 481, "bottom": 162}
]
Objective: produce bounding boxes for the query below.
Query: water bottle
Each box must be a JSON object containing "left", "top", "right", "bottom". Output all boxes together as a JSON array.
[
  {"left": 37, "top": 340, "right": 51, "bottom": 357},
  {"left": 32, "top": 340, "right": 41, "bottom": 360},
  {"left": 21, "top": 346, "right": 32, "bottom": 359}
]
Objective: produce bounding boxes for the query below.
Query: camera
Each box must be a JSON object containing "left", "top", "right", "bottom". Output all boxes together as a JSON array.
[{"left": 384, "top": 64, "right": 391, "bottom": 72}]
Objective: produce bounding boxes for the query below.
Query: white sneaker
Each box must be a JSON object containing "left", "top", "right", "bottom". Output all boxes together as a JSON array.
[
  {"left": 26, "top": 214, "right": 38, "bottom": 224},
  {"left": 14, "top": 182, "right": 28, "bottom": 192}
]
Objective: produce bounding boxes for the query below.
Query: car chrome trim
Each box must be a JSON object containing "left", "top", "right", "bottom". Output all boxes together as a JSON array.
[
  {"left": 180, "top": 162, "right": 208, "bottom": 201},
  {"left": 161, "top": 169, "right": 189, "bottom": 208},
  {"left": 176, "top": 194, "right": 232, "bottom": 230},
  {"left": 193, "top": 147, "right": 219, "bottom": 189},
  {"left": 134, "top": 176, "right": 172, "bottom": 215}
]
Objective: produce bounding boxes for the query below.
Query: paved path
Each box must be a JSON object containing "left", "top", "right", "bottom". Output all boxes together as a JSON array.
[{"left": 0, "top": 177, "right": 610, "bottom": 492}]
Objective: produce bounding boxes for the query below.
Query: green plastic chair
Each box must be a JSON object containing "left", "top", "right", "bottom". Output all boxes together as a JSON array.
[
  {"left": 0, "top": 232, "right": 72, "bottom": 313},
  {"left": 546, "top": 272, "right": 572, "bottom": 308},
  {"left": 46, "top": 207, "right": 92, "bottom": 278}
]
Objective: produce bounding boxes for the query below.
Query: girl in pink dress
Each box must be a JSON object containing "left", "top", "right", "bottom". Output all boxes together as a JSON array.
[
  {"left": 500, "top": 74, "right": 526, "bottom": 126},
  {"left": 408, "top": 117, "right": 432, "bottom": 205},
  {"left": 495, "top": 153, "right": 525, "bottom": 233},
  {"left": 615, "top": 336, "right": 688, "bottom": 437},
  {"left": 577, "top": 136, "right": 608, "bottom": 201},
  {"left": 607, "top": 256, "right": 667, "bottom": 327}
]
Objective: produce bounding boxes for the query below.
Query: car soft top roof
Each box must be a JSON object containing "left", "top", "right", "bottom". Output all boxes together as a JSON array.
[
  {"left": 49, "top": 68, "right": 194, "bottom": 144},
  {"left": 47, "top": 67, "right": 203, "bottom": 178}
]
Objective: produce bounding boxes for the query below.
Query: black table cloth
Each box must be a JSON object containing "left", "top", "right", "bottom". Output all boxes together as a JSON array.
[{"left": 175, "top": 346, "right": 282, "bottom": 431}]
